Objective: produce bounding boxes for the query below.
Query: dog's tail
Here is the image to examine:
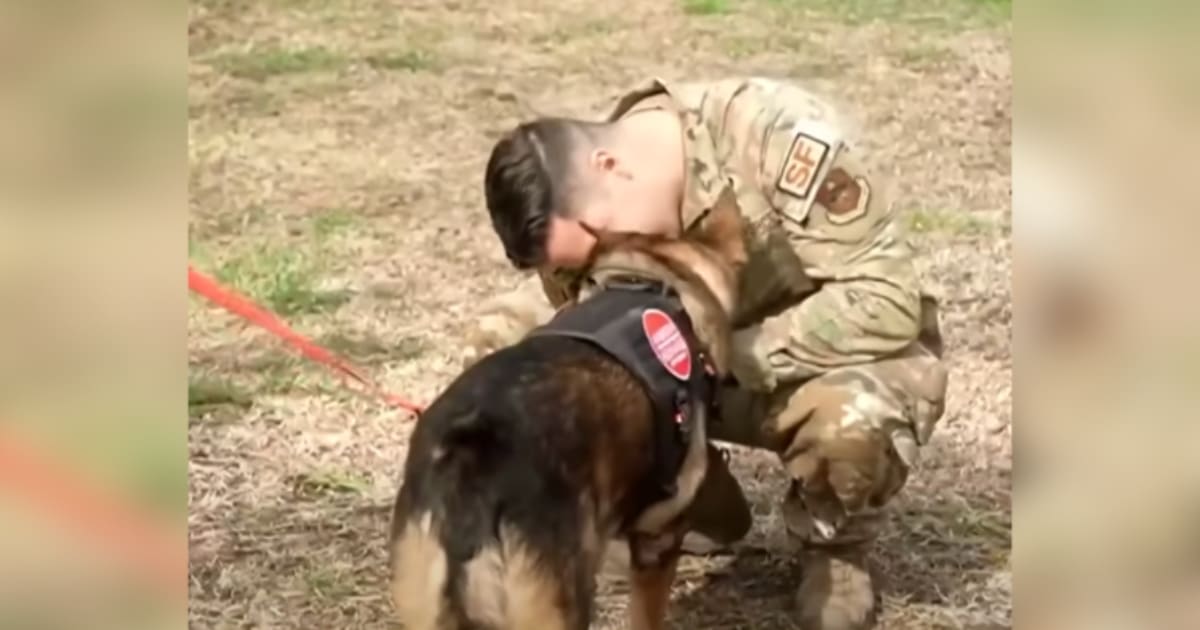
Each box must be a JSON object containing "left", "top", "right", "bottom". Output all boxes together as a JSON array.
[{"left": 390, "top": 408, "right": 573, "bottom": 630}]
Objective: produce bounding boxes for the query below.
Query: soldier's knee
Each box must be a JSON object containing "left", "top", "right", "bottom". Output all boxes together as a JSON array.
[
  {"left": 861, "top": 348, "right": 950, "bottom": 452},
  {"left": 835, "top": 381, "right": 923, "bottom": 474}
]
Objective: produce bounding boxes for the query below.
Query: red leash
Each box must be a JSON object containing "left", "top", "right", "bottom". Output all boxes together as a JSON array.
[{"left": 188, "top": 265, "right": 425, "bottom": 417}]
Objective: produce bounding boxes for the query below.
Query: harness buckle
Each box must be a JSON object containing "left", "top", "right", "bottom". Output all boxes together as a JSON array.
[{"left": 600, "top": 274, "right": 675, "bottom": 298}]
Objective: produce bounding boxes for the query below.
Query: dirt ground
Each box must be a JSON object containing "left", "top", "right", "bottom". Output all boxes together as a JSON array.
[{"left": 187, "top": 0, "right": 1011, "bottom": 628}]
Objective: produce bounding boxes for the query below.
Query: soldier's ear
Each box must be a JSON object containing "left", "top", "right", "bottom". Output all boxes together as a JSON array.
[
  {"left": 588, "top": 148, "right": 635, "bottom": 184},
  {"left": 588, "top": 148, "right": 618, "bottom": 173}
]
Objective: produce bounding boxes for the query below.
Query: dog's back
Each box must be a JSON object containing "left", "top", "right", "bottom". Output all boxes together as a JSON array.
[{"left": 390, "top": 334, "right": 658, "bottom": 630}]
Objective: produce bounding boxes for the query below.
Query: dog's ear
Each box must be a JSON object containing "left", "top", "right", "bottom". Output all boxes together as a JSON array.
[{"left": 692, "top": 187, "right": 748, "bottom": 269}]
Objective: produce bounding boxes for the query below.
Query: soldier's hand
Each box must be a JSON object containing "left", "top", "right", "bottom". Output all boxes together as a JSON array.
[
  {"left": 460, "top": 281, "right": 556, "bottom": 369},
  {"left": 727, "top": 324, "right": 779, "bottom": 392}
]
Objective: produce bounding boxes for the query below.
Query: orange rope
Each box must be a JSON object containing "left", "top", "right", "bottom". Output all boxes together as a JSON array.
[{"left": 188, "top": 264, "right": 425, "bottom": 417}]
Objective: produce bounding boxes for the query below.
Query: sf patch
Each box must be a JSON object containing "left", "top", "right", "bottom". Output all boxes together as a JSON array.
[{"left": 776, "top": 132, "right": 830, "bottom": 200}]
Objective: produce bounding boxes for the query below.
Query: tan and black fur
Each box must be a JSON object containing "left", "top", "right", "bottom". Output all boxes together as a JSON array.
[{"left": 388, "top": 194, "right": 747, "bottom": 630}]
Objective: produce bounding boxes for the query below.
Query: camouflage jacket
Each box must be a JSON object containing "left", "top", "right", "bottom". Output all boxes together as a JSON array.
[{"left": 538, "top": 77, "right": 921, "bottom": 329}]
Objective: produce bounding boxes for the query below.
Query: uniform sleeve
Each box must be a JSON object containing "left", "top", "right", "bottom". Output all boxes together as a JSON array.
[
  {"left": 758, "top": 87, "right": 851, "bottom": 227},
  {"left": 705, "top": 78, "right": 850, "bottom": 229}
]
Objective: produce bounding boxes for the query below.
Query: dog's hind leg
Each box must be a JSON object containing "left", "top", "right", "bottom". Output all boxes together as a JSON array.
[
  {"left": 392, "top": 521, "right": 577, "bottom": 630},
  {"left": 456, "top": 529, "right": 579, "bottom": 630},
  {"left": 390, "top": 512, "right": 450, "bottom": 630},
  {"left": 498, "top": 533, "right": 575, "bottom": 630}
]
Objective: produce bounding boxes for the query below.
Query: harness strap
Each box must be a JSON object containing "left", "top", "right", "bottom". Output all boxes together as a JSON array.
[{"left": 526, "top": 278, "right": 713, "bottom": 500}]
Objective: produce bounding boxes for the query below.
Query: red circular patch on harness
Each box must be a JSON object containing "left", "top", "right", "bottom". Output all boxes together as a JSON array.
[{"left": 641, "top": 308, "right": 692, "bottom": 381}]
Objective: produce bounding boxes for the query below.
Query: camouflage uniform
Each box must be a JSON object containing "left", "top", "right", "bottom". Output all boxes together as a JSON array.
[{"left": 470, "top": 77, "right": 949, "bottom": 630}]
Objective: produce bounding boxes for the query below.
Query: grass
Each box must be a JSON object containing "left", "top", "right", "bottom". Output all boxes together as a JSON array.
[
  {"left": 317, "top": 331, "right": 424, "bottom": 362},
  {"left": 191, "top": 79, "right": 353, "bottom": 121},
  {"left": 188, "top": 375, "right": 257, "bottom": 426},
  {"left": 290, "top": 469, "right": 372, "bottom": 498},
  {"left": 724, "top": 32, "right": 811, "bottom": 58},
  {"left": 191, "top": 205, "right": 273, "bottom": 239},
  {"left": 534, "top": 18, "right": 621, "bottom": 44},
  {"left": 188, "top": 349, "right": 343, "bottom": 414},
  {"left": 364, "top": 49, "right": 437, "bottom": 72},
  {"left": 188, "top": 376, "right": 254, "bottom": 410},
  {"left": 214, "top": 245, "right": 350, "bottom": 317},
  {"left": 212, "top": 46, "right": 347, "bottom": 81},
  {"left": 764, "top": 0, "right": 1011, "bottom": 28},
  {"left": 201, "top": 210, "right": 359, "bottom": 319},
  {"left": 683, "top": 0, "right": 730, "bottom": 15},
  {"left": 304, "top": 566, "right": 360, "bottom": 601},
  {"left": 898, "top": 43, "right": 958, "bottom": 68},
  {"left": 234, "top": 349, "right": 345, "bottom": 397},
  {"left": 906, "top": 208, "right": 999, "bottom": 237},
  {"left": 258, "top": 355, "right": 305, "bottom": 395},
  {"left": 312, "top": 208, "right": 358, "bottom": 239}
]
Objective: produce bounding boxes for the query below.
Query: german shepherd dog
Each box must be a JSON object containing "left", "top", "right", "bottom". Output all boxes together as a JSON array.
[{"left": 388, "top": 191, "right": 747, "bottom": 630}]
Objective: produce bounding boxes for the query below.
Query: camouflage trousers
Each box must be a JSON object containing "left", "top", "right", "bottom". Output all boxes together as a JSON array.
[{"left": 693, "top": 278, "right": 949, "bottom": 550}]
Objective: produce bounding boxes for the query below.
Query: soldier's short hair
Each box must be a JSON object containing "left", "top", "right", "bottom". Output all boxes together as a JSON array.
[{"left": 483, "top": 117, "right": 605, "bottom": 269}]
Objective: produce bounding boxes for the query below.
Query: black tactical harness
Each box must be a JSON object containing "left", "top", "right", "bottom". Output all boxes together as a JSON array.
[{"left": 526, "top": 276, "right": 716, "bottom": 500}]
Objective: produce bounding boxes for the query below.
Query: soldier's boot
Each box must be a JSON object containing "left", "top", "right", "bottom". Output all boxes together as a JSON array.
[
  {"left": 782, "top": 483, "right": 884, "bottom": 630},
  {"left": 769, "top": 363, "right": 923, "bottom": 630}
]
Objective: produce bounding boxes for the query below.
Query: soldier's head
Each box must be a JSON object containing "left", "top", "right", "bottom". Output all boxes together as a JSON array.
[{"left": 483, "top": 116, "right": 679, "bottom": 271}]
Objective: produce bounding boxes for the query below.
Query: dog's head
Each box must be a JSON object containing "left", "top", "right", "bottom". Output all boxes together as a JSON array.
[{"left": 575, "top": 188, "right": 748, "bottom": 375}]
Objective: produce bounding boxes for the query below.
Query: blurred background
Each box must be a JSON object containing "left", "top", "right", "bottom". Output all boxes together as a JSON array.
[{"left": 0, "top": 0, "right": 183, "bottom": 627}]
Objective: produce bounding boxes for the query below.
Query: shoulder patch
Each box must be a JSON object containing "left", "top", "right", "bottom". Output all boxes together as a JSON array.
[
  {"left": 641, "top": 308, "right": 692, "bottom": 381},
  {"left": 816, "top": 167, "right": 872, "bottom": 225},
  {"left": 776, "top": 132, "right": 830, "bottom": 200}
]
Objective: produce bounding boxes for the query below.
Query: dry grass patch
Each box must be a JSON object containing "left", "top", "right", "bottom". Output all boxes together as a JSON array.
[
  {"left": 212, "top": 46, "right": 349, "bottom": 81},
  {"left": 316, "top": 331, "right": 425, "bottom": 363},
  {"left": 188, "top": 376, "right": 254, "bottom": 412},
  {"left": 363, "top": 49, "right": 439, "bottom": 72},
  {"left": 897, "top": 43, "right": 959, "bottom": 69},
  {"left": 290, "top": 468, "right": 373, "bottom": 499},
  {"left": 764, "top": 0, "right": 1011, "bottom": 29},
  {"left": 312, "top": 207, "right": 359, "bottom": 239}
]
